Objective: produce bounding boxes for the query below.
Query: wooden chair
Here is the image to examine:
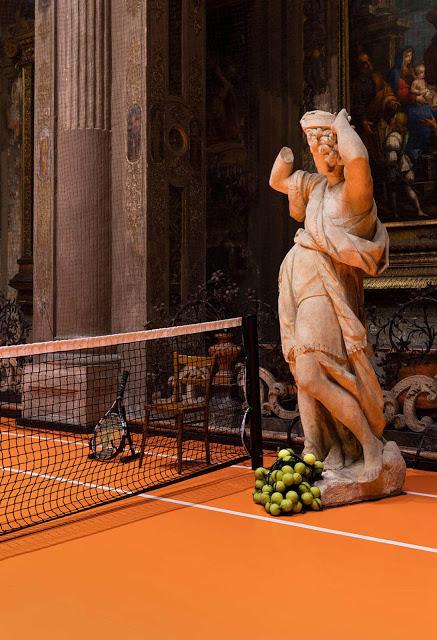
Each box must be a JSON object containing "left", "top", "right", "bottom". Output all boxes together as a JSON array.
[{"left": 139, "top": 353, "right": 217, "bottom": 473}]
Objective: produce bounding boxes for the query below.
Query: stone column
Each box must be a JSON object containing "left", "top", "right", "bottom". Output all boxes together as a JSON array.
[
  {"left": 29, "top": 1, "right": 115, "bottom": 428},
  {"left": 33, "top": 0, "right": 56, "bottom": 342},
  {"left": 55, "top": 0, "right": 111, "bottom": 338},
  {"left": 110, "top": 0, "right": 146, "bottom": 334}
]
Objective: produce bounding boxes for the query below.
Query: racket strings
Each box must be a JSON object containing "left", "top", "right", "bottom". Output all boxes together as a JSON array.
[{"left": 92, "top": 414, "right": 125, "bottom": 459}]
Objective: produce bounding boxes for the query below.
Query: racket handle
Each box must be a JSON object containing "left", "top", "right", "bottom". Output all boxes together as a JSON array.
[{"left": 117, "top": 370, "right": 129, "bottom": 399}]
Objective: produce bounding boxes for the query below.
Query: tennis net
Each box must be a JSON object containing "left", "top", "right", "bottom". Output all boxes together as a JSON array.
[{"left": 0, "top": 316, "right": 262, "bottom": 537}]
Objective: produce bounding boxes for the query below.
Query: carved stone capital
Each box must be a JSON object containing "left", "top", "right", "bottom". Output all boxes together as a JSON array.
[{"left": 4, "top": 19, "right": 35, "bottom": 66}]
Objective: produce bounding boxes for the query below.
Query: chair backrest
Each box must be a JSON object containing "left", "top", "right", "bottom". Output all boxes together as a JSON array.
[{"left": 172, "top": 353, "right": 217, "bottom": 403}]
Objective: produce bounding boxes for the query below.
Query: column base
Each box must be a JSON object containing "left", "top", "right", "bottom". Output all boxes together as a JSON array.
[
  {"left": 21, "top": 354, "right": 121, "bottom": 432},
  {"left": 9, "top": 257, "right": 33, "bottom": 321}
]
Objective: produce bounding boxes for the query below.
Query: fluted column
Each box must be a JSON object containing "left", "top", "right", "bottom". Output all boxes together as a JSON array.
[{"left": 55, "top": 0, "right": 111, "bottom": 337}]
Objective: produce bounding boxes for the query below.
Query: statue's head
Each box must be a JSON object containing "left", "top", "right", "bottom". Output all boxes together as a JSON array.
[
  {"left": 300, "top": 110, "right": 344, "bottom": 179},
  {"left": 357, "top": 52, "right": 373, "bottom": 76}
]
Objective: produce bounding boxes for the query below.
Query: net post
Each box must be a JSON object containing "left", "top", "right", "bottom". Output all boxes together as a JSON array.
[{"left": 242, "top": 315, "right": 263, "bottom": 470}]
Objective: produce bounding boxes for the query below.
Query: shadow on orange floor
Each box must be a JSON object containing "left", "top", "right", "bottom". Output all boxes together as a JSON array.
[
  {"left": 0, "top": 465, "right": 254, "bottom": 561},
  {"left": 1, "top": 460, "right": 436, "bottom": 562}
]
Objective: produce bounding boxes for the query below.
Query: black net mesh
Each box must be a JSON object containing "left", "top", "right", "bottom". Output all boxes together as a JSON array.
[{"left": 0, "top": 318, "right": 252, "bottom": 536}]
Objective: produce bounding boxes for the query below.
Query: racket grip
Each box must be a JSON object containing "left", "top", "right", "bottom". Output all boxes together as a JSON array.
[{"left": 117, "top": 370, "right": 129, "bottom": 399}]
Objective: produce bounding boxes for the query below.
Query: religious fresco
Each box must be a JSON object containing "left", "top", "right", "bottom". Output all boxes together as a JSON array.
[
  {"left": 349, "top": 1, "right": 437, "bottom": 222},
  {"left": 126, "top": 103, "right": 141, "bottom": 163}
]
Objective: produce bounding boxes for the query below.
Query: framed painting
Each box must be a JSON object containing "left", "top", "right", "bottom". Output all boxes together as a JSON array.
[{"left": 345, "top": 1, "right": 437, "bottom": 288}]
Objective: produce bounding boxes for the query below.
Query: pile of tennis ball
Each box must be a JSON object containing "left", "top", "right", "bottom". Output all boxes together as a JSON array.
[{"left": 252, "top": 448, "right": 324, "bottom": 516}]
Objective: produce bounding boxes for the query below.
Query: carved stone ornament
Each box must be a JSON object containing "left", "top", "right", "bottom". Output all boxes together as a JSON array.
[
  {"left": 4, "top": 16, "right": 35, "bottom": 66},
  {"left": 384, "top": 375, "right": 437, "bottom": 432},
  {"left": 189, "top": 57, "right": 203, "bottom": 110},
  {"left": 127, "top": 104, "right": 142, "bottom": 163},
  {"left": 36, "top": 61, "right": 51, "bottom": 113},
  {"left": 150, "top": 0, "right": 165, "bottom": 22},
  {"left": 127, "top": 0, "right": 142, "bottom": 17},
  {"left": 125, "top": 161, "right": 143, "bottom": 245},
  {"left": 192, "top": 0, "right": 203, "bottom": 36},
  {"left": 125, "top": 33, "right": 143, "bottom": 249},
  {"left": 150, "top": 46, "right": 165, "bottom": 99},
  {"left": 236, "top": 365, "right": 298, "bottom": 422},
  {"left": 37, "top": 127, "right": 51, "bottom": 181},
  {"left": 147, "top": 164, "right": 167, "bottom": 257},
  {"left": 35, "top": 181, "right": 51, "bottom": 273},
  {"left": 126, "top": 39, "right": 142, "bottom": 104}
]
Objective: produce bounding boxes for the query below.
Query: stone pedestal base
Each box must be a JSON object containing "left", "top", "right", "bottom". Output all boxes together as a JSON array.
[
  {"left": 316, "top": 441, "right": 406, "bottom": 508},
  {"left": 22, "top": 354, "right": 121, "bottom": 431}
]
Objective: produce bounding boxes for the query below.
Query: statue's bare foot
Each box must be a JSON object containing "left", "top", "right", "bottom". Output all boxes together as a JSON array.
[
  {"left": 344, "top": 447, "right": 362, "bottom": 467},
  {"left": 359, "top": 439, "right": 384, "bottom": 483},
  {"left": 324, "top": 444, "right": 344, "bottom": 470},
  {"left": 302, "top": 446, "right": 323, "bottom": 460}
]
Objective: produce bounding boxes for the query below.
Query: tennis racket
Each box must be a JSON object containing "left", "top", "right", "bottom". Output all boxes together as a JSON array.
[
  {"left": 89, "top": 370, "right": 137, "bottom": 462},
  {"left": 238, "top": 363, "right": 251, "bottom": 456},
  {"left": 240, "top": 405, "right": 251, "bottom": 456}
]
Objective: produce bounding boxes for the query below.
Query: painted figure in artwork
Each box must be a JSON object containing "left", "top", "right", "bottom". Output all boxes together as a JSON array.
[
  {"left": 410, "top": 64, "right": 437, "bottom": 109},
  {"left": 388, "top": 46, "right": 437, "bottom": 163},
  {"left": 127, "top": 104, "right": 142, "bottom": 163},
  {"left": 383, "top": 112, "right": 427, "bottom": 219},
  {"left": 270, "top": 109, "right": 389, "bottom": 483}
]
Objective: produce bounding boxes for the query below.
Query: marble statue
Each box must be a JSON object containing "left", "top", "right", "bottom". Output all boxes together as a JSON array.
[{"left": 270, "top": 109, "right": 405, "bottom": 503}]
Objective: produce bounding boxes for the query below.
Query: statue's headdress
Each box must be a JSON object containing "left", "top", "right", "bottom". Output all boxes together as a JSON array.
[{"left": 300, "top": 110, "right": 336, "bottom": 131}]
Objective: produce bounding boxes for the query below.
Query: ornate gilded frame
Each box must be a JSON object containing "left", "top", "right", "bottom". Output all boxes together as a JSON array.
[{"left": 339, "top": 0, "right": 437, "bottom": 290}]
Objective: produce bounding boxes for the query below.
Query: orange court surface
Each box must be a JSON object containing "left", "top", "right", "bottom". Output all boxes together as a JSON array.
[{"left": 0, "top": 455, "right": 436, "bottom": 640}]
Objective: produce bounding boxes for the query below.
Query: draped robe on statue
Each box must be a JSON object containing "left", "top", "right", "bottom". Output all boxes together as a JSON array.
[{"left": 278, "top": 169, "right": 389, "bottom": 461}]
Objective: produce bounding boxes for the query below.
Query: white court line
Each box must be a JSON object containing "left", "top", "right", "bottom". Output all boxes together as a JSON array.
[
  {"left": 2, "top": 464, "right": 436, "bottom": 555},
  {"left": 3, "top": 430, "right": 436, "bottom": 497},
  {"left": 1, "top": 429, "right": 196, "bottom": 463},
  {"left": 4, "top": 430, "right": 87, "bottom": 448},
  {"left": 404, "top": 491, "right": 437, "bottom": 499},
  {"left": 2, "top": 466, "right": 128, "bottom": 495},
  {"left": 137, "top": 492, "right": 437, "bottom": 555}
]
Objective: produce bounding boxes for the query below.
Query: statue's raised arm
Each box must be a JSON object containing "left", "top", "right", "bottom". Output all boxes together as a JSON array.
[
  {"left": 269, "top": 145, "right": 324, "bottom": 223},
  {"left": 331, "top": 108, "right": 373, "bottom": 214},
  {"left": 269, "top": 146, "right": 295, "bottom": 195}
]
